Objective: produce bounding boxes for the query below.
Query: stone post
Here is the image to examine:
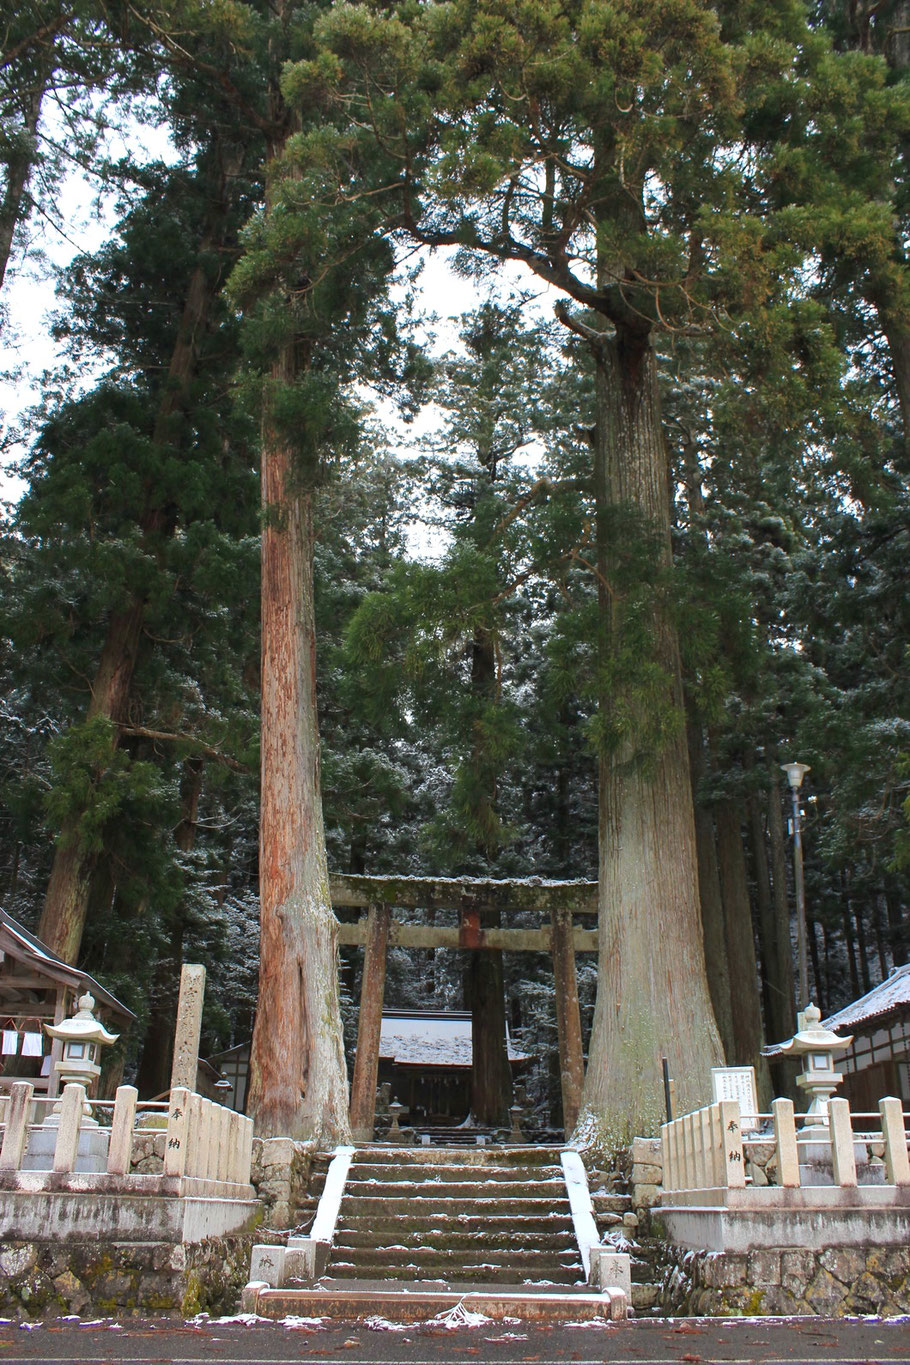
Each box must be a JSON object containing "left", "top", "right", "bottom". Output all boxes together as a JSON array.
[
  {"left": 164, "top": 1086, "right": 191, "bottom": 1178},
  {"left": 53, "top": 1084, "right": 85, "bottom": 1173},
  {"left": 0, "top": 1081, "right": 33, "bottom": 1171},
  {"left": 880, "top": 1096, "right": 910, "bottom": 1185},
  {"left": 772, "top": 1097, "right": 800, "bottom": 1187},
  {"left": 349, "top": 904, "right": 391, "bottom": 1142},
  {"left": 828, "top": 1097, "right": 857, "bottom": 1188},
  {"left": 719, "top": 1098, "right": 746, "bottom": 1188},
  {"left": 169, "top": 964, "right": 206, "bottom": 1094},
  {"left": 107, "top": 1085, "right": 138, "bottom": 1175}
]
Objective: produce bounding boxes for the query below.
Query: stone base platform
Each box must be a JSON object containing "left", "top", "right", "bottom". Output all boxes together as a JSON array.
[
  {"left": 242, "top": 1280, "right": 629, "bottom": 1322},
  {"left": 660, "top": 1244, "right": 910, "bottom": 1318},
  {"left": 0, "top": 1234, "right": 257, "bottom": 1320}
]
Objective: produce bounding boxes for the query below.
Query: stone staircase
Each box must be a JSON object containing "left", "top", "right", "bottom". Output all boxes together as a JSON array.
[
  {"left": 324, "top": 1144, "right": 584, "bottom": 1287},
  {"left": 588, "top": 1167, "right": 664, "bottom": 1314},
  {"left": 290, "top": 1153, "right": 330, "bottom": 1234}
]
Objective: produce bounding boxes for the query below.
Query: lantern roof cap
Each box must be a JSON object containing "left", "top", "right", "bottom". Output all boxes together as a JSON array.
[
  {"left": 45, "top": 992, "right": 119, "bottom": 1046},
  {"left": 776, "top": 1002, "right": 852, "bottom": 1055}
]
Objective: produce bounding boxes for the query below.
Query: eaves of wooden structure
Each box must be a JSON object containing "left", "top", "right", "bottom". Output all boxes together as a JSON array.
[{"left": 0, "top": 911, "right": 134, "bottom": 1097}]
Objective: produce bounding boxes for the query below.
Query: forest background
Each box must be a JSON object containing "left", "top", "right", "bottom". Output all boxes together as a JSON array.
[{"left": 1, "top": 0, "right": 909, "bottom": 1143}]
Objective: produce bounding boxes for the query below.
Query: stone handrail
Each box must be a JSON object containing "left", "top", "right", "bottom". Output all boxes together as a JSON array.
[
  {"left": 0, "top": 1080, "right": 254, "bottom": 1191},
  {"left": 662, "top": 1098, "right": 746, "bottom": 1193},
  {"left": 163, "top": 1086, "right": 254, "bottom": 1189},
  {"left": 662, "top": 1095, "right": 910, "bottom": 1193}
]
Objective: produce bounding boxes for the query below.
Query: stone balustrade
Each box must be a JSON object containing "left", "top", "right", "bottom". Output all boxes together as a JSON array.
[
  {"left": 0, "top": 1081, "right": 254, "bottom": 1193},
  {"left": 662, "top": 1095, "right": 910, "bottom": 1194}
]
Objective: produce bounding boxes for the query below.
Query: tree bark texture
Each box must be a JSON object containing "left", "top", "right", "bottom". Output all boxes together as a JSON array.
[
  {"left": 0, "top": 78, "right": 44, "bottom": 300},
  {"left": 715, "top": 803, "right": 772, "bottom": 1105},
  {"left": 766, "top": 776, "right": 798, "bottom": 1031},
  {"left": 750, "top": 791, "right": 796, "bottom": 1045},
  {"left": 687, "top": 718, "right": 735, "bottom": 1058},
  {"left": 465, "top": 626, "right": 513, "bottom": 1127},
  {"left": 246, "top": 343, "right": 350, "bottom": 1142},
  {"left": 36, "top": 140, "right": 240, "bottom": 964},
  {"left": 581, "top": 335, "right": 723, "bottom": 1146},
  {"left": 135, "top": 758, "right": 205, "bottom": 1099}
]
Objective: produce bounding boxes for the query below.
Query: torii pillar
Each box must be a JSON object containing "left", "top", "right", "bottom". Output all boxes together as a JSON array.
[
  {"left": 551, "top": 906, "right": 584, "bottom": 1134},
  {"left": 349, "top": 904, "right": 391, "bottom": 1141}
]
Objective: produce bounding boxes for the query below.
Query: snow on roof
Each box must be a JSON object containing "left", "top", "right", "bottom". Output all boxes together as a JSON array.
[
  {"left": 822, "top": 963, "right": 910, "bottom": 1034},
  {"left": 377, "top": 1009, "right": 530, "bottom": 1069},
  {"left": 0, "top": 910, "right": 134, "bottom": 1020}
]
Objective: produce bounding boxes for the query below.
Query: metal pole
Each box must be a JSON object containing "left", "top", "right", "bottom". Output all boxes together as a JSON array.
[
  {"left": 662, "top": 1056, "right": 673, "bottom": 1124},
  {"left": 791, "top": 787, "right": 809, "bottom": 1010}
]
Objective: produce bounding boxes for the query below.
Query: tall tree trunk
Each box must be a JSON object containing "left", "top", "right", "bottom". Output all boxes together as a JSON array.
[
  {"left": 715, "top": 803, "right": 771, "bottom": 1104},
  {"left": 582, "top": 333, "right": 722, "bottom": 1145},
  {"left": 808, "top": 909, "right": 825, "bottom": 1013},
  {"left": 687, "top": 718, "right": 735, "bottom": 1058},
  {"left": 0, "top": 79, "right": 44, "bottom": 299},
  {"left": 134, "top": 758, "right": 205, "bottom": 1098},
  {"left": 246, "top": 335, "right": 349, "bottom": 1142},
  {"left": 885, "top": 886, "right": 907, "bottom": 964},
  {"left": 766, "top": 775, "right": 798, "bottom": 1036},
  {"left": 467, "top": 627, "right": 512, "bottom": 1126},
  {"left": 749, "top": 792, "right": 795, "bottom": 1045},
  {"left": 36, "top": 139, "right": 241, "bottom": 963}
]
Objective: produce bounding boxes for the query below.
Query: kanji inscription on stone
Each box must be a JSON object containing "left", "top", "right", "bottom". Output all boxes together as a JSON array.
[{"left": 711, "top": 1065, "right": 758, "bottom": 1126}]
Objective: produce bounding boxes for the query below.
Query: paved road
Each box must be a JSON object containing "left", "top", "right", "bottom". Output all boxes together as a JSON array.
[{"left": 0, "top": 1315, "right": 906, "bottom": 1364}]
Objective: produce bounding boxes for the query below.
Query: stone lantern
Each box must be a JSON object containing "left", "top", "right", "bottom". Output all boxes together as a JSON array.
[
  {"left": 778, "top": 1002, "right": 852, "bottom": 1126},
  {"left": 45, "top": 992, "right": 119, "bottom": 1113}
]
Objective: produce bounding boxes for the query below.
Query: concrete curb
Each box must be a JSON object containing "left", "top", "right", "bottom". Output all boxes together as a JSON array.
[{"left": 241, "top": 1283, "right": 629, "bottom": 1322}]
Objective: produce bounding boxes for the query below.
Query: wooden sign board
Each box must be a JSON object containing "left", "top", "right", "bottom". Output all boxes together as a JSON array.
[{"left": 711, "top": 1065, "right": 759, "bottom": 1130}]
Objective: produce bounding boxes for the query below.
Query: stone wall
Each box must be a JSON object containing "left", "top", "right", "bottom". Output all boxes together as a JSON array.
[
  {"left": 250, "top": 1138, "right": 315, "bottom": 1229},
  {"left": 661, "top": 1244, "right": 910, "bottom": 1317},
  {"left": 129, "top": 1128, "right": 314, "bottom": 1230},
  {"left": 0, "top": 1232, "right": 257, "bottom": 1320}
]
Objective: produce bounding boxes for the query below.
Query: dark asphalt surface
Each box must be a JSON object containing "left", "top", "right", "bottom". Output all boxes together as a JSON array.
[{"left": 0, "top": 1314, "right": 906, "bottom": 1364}]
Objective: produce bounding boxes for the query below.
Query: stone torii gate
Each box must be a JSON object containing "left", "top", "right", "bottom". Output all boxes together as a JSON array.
[{"left": 330, "top": 875, "right": 598, "bottom": 1142}]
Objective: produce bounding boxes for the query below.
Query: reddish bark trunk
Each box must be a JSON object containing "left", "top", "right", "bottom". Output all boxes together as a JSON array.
[
  {"left": 582, "top": 334, "right": 723, "bottom": 1144},
  {"left": 246, "top": 341, "right": 350, "bottom": 1142},
  {"left": 687, "top": 719, "right": 735, "bottom": 1058}
]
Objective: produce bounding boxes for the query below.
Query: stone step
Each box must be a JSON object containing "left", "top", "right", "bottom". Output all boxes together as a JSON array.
[
  {"left": 632, "top": 1282, "right": 662, "bottom": 1312},
  {"left": 327, "top": 1260, "right": 583, "bottom": 1285},
  {"left": 336, "top": 1213, "right": 575, "bottom": 1237},
  {"left": 336, "top": 1194, "right": 571, "bottom": 1217},
  {"left": 591, "top": 1191, "right": 630, "bottom": 1214},
  {"left": 329, "top": 1244, "right": 581, "bottom": 1270},
  {"left": 348, "top": 1161, "right": 564, "bottom": 1183},
  {"left": 351, "top": 1144, "right": 560, "bottom": 1167},
  {"left": 335, "top": 1229, "right": 575, "bottom": 1252},
  {"left": 341, "top": 1179, "right": 568, "bottom": 1201},
  {"left": 244, "top": 1284, "right": 628, "bottom": 1322}
]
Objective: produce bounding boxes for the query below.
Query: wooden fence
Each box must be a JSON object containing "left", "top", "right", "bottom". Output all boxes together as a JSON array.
[
  {"left": 0, "top": 1081, "right": 253, "bottom": 1192},
  {"left": 662, "top": 1096, "right": 910, "bottom": 1193}
]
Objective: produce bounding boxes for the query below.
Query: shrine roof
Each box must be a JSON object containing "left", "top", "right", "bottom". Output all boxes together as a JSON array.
[
  {"left": 822, "top": 962, "right": 910, "bottom": 1035},
  {"left": 0, "top": 910, "right": 134, "bottom": 1021},
  {"left": 377, "top": 1009, "right": 530, "bottom": 1070}
]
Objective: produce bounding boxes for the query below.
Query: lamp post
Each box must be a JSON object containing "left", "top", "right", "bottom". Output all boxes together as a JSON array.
[{"left": 781, "top": 762, "right": 811, "bottom": 1010}]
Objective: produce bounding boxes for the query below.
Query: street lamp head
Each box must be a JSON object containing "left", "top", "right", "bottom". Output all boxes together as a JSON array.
[{"left": 781, "top": 761, "right": 811, "bottom": 791}]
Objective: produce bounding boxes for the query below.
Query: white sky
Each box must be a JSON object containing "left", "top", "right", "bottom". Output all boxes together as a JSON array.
[{"left": 0, "top": 116, "right": 556, "bottom": 525}]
